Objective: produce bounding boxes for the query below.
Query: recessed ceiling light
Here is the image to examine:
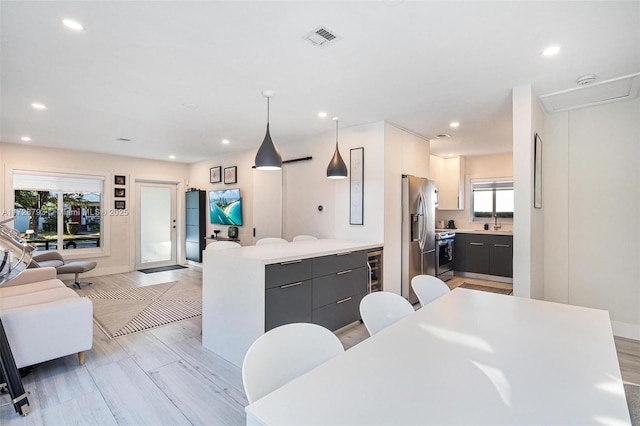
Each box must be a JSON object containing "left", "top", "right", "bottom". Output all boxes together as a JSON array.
[
  {"left": 447, "top": 153, "right": 454, "bottom": 157},
  {"left": 542, "top": 45, "right": 561, "bottom": 56},
  {"left": 169, "top": 155, "right": 176, "bottom": 160},
  {"left": 318, "top": 112, "right": 327, "bottom": 118},
  {"left": 62, "top": 19, "right": 84, "bottom": 31},
  {"left": 449, "top": 122, "right": 459, "bottom": 128},
  {"left": 116, "top": 137, "right": 131, "bottom": 142},
  {"left": 182, "top": 103, "right": 198, "bottom": 109},
  {"left": 436, "top": 133, "right": 451, "bottom": 138},
  {"left": 21, "top": 136, "right": 32, "bottom": 142},
  {"left": 222, "top": 139, "right": 230, "bottom": 145},
  {"left": 31, "top": 102, "right": 47, "bottom": 110}
]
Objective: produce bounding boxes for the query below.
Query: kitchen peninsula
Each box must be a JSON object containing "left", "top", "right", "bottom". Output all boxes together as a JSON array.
[{"left": 202, "top": 239, "right": 383, "bottom": 367}]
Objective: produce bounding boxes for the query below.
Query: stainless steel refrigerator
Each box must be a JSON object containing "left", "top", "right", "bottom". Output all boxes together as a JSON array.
[{"left": 401, "top": 175, "right": 438, "bottom": 304}]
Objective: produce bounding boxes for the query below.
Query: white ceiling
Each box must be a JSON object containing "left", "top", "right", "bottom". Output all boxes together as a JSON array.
[{"left": 1, "top": 1, "right": 639, "bottom": 163}]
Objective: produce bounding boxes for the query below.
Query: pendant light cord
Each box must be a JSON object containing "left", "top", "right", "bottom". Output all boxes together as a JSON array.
[
  {"left": 335, "top": 119, "right": 339, "bottom": 145},
  {"left": 267, "top": 97, "right": 270, "bottom": 124}
]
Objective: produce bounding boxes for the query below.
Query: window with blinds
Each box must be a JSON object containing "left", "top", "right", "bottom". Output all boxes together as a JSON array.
[
  {"left": 471, "top": 180, "right": 514, "bottom": 220},
  {"left": 13, "top": 171, "right": 105, "bottom": 251}
]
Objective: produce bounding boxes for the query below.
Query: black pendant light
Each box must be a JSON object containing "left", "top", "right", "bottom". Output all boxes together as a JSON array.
[
  {"left": 255, "top": 90, "right": 282, "bottom": 170},
  {"left": 327, "top": 117, "right": 348, "bottom": 179}
]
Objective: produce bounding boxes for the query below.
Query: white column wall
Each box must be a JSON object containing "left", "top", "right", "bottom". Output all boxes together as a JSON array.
[{"left": 512, "top": 85, "right": 545, "bottom": 300}]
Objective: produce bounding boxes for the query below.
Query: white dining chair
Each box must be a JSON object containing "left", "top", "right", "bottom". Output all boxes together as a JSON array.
[
  {"left": 256, "top": 237, "right": 289, "bottom": 246},
  {"left": 359, "top": 291, "right": 415, "bottom": 336},
  {"left": 292, "top": 235, "right": 318, "bottom": 242},
  {"left": 205, "top": 241, "right": 242, "bottom": 250},
  {"left": 242, "top": 323, "right": 344, "bottom": 403},
  {"left": 411, "top": 275, "right": 450, "bottom": 307}
]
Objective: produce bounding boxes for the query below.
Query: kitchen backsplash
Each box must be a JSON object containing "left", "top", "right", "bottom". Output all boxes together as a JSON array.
[{"left": 435, "top": 209, "right": 513, "bottom": 231}]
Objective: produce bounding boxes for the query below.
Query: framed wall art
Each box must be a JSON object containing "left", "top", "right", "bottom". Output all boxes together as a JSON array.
[
  {"left": 115, "top": 200, "right": 126, "bottom": 210},
  {"left": 210, "top": 166, "right": 222, "bottom": 183},
  {"left": 224, "top": 166, "right": 237, "bottom": 184},
  {"left": 114, "top": 188, "right": 126, "bottom": 198},
  {"left": 534, "top": 133, "right": 542, "bottom": 209},
  {"left": 114, "top": 175, "right": 126, "bottom": 185},
  {"left": 350, "top": 147, "right": 364, "bottom": 225}
]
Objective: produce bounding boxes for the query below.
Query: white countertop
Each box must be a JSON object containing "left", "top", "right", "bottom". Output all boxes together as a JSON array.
[
  {"left": 246, "top": 289, "right": 629, "bottom": 425},
  {"left": 437, "top": 228, "right": 514, "bottom": 235},
  {"left": 204, "top": 238, "right": 383, "bottom": 263}
]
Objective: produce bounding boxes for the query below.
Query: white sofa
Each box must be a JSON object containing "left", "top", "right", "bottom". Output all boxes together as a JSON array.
[{"left": 0, "top": 267, "right": 93, "bottom": 368}]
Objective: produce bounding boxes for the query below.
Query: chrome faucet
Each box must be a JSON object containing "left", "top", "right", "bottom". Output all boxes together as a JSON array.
[{"left": 493, "top": 214, "right": 502, "bottom": 230}]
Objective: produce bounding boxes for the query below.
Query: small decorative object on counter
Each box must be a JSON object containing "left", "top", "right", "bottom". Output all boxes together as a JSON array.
[
  {"left": 228, "top": 226, "right": 239, "bottom": 239},
  {"left": 484, "top": 223, "right": 489, "bottom": 230}
]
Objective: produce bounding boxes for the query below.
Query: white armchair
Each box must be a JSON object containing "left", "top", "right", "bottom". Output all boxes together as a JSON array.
[{"left": 0, "top": 267, "right": 93, "bottom": 368}]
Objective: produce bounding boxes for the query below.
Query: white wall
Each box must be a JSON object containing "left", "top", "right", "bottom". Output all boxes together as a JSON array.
[
  {"left": 280, "top": 121, "right": 386, "bottom": 243},
  {"left": 187, "top": 150, "right": 256, "bottom": 245},
  {"left": 0, "top": 142, "right": 189, "bottom": 276},
  {"left": 512, "top": 84, "right": 545, "bottom": 300},
  {"left": 544, "top": 98, "right": 640, "bottom": 339},
  {"left": 434, "top": 153, "right": 514, "bottom": 230}
]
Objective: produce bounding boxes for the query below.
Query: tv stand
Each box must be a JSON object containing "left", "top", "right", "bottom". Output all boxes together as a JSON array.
[{"left": 205, "top": 237, "right": 240, "bottom": 243}]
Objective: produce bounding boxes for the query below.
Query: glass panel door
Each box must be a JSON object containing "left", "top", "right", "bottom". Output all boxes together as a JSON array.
[{"left": 136, "top": 182, "right": 177, "bottom": 269}]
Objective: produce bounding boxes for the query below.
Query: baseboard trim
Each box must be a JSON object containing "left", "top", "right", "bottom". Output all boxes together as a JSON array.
[
  {"left": 454, "top": 271, "right": 513, "bottom": 284},
  {"left": 611, "top": 321, "right": 640, "bottom": 340}
]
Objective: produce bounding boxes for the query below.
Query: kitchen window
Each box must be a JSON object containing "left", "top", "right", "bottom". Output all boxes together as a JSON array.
[
  {"left": 470, "top": 180, "right": 514, "bottom": 221},
  {"left": 12, "top": 171, "right": 106, "bottom": 253}
]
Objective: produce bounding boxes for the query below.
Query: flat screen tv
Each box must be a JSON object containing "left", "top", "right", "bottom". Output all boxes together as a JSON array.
[{"left": 209, "top": 189, "right": 243, "bottom": 226}]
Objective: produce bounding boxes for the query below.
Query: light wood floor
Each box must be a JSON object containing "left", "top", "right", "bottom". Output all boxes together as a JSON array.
[{"left": 1, "top": 268, "right": 638, "bottom": 425}]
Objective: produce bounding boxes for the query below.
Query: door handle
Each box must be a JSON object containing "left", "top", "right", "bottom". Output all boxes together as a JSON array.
[
  {"left": 494, "top": 244, "right": 510, "bottom": 248},
  {"left": 280, "top": 282, "right": 303, "bottom": 289},
  {"left": 336, "top": 270, "right": 352, "bottom": 275},
  {"left": 469, "top": 242, "right": 484, "bottom": 246}
]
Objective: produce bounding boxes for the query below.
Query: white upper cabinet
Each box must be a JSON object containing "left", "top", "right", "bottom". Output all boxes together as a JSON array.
[{"left": 432, "top": 156, "right": 465, "bottom": 210}]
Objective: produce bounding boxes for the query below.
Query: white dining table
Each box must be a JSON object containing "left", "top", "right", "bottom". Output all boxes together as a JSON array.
[{"left": 245, "top": 288, "right": 631, "bottom": 425}]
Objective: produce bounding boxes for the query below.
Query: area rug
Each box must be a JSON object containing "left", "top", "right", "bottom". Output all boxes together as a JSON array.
[
  {"left": 138, "top": 264, "right": 187, "bottom": 274},
  {"left": 458, "top": 282, "right": 513, "bottom": 295},
  {"left": 87, "top": 281, "right": 201, "bottom": 339}
]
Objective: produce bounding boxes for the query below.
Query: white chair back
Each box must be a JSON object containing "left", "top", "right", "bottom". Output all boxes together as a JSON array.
[
  {"left": 292, "top": 235, "right": 318, "bottom": 242},
  {"left": 256, "top": 237, "right": 288, "bottom": 246},
  {"left": 206, "top": 241, "right": 241, "bottom": 250},
  {"left": 359, "top": 292, "right": 414, "bottom": 336},
  {"left": 411, "top": 275, "right": 450, "bottom": 307},
  {"left": 242, "top": 323, "right": 344, "bottom": 403}
]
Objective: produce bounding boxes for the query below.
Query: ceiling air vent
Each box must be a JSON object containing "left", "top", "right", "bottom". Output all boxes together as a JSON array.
[
  {"left": 303, "top": 26, "right": 340, "bottom": 47},
  {"left": 539, "top": 72, "right": 640, "bottom": 113}
]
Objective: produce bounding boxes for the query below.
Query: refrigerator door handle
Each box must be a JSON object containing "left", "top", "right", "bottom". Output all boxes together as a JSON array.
[
  {"left": 434, "top": 187, "right": 439, "bottom": 209},
  {"left": 417, "top": 191, "right": 426, "bottom": 251}
]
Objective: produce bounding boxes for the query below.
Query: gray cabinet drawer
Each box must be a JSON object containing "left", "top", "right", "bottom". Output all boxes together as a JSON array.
[
  {"left": 265, "top": 259, "right": 313, "bottom": 289},
  {"left": 313, "top": 250, "right": 367, "bottom": 277},
  {"left": 265, "top": 280, "right": 312, "bottom": 331},
  {"left": 312, "top": 292, "right": 366, "bottom": 331},
  {"left": 312, "top": 267, "right": 367, "bottom": 309}
]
